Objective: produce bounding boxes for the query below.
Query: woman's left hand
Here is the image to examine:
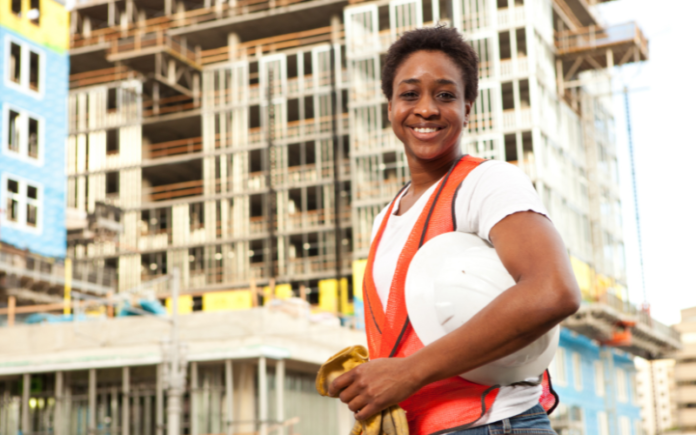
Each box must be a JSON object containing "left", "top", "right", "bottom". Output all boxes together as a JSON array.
[{"left": 327, "top": 357, "right": 422, "bottom": 421}]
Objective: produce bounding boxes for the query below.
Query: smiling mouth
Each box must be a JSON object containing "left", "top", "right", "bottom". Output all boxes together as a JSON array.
[{"left": 412, "top": 127, "right": 441, "bottom": 133}]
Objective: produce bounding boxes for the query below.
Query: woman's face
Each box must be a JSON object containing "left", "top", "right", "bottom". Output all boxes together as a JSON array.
[{"left": 388, "top": 50, "right": 472, "bottom": 162}]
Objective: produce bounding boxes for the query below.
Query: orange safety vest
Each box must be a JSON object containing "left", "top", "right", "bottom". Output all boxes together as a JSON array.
[{"left": 363, "top": 155, "right": 558, "bottom": 435}]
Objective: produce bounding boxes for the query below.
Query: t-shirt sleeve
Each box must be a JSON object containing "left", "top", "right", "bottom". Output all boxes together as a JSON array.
[{"left": 455, "top": 160, "right": 549, "bottom": 242}]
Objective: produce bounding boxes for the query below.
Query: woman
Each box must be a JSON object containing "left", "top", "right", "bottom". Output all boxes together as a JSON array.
[{"left": 328, "top": 26, "right": 580, "bottom": 434}]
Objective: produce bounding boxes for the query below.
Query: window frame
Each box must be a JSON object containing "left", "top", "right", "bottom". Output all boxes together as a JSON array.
[
  {"left": 4, "top": 36, "right": 45, "bottom": 98},
  {"left": 2, "top": 104, "right": 44, "bottom": 165},
  {"left": 1, "top": 173, "right": 43, "bottom": 234},
  {"left": 594, "top": 360, "right": 606, "bottom": 397},
  {"left": 572, "top": 351, "right": 583, "bottom": 391}
]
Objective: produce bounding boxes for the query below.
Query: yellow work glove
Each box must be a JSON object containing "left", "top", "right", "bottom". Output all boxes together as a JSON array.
[{"left": 316, "top": 345, "right": 409, "bottom": 435}]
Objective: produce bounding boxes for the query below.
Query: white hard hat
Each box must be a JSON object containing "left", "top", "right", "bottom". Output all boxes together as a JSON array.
[{"left": 405, "top": 232, "right": 559, "bottom": 386}]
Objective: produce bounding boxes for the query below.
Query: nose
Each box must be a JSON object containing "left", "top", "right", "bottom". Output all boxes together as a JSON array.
[{"left": 415, "top": 94, "right": 439, "bottom": 119}]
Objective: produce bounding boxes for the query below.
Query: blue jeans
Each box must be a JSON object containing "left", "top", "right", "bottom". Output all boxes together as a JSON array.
[{"left": 449, "top": 404, "right": 557, "bottom": 435}]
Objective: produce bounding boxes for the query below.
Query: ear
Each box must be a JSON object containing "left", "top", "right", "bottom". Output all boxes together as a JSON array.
[
  {"left": 387, "top": 99, "right": 393, "bottom": 123},
  {"left": 463, "top": 101, "right": 473, "bottom": 127}
]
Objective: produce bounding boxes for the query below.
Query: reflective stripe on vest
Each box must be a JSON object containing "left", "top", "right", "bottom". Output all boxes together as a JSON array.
[{"left": 363, "top": 155, "right": 558, "bottom": 435}]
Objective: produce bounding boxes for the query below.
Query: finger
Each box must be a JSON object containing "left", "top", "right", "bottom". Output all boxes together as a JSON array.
[
  {"left": 347, "top": 393, "right": 369, "bottom": 413},
  {"left": 354, "top": 403, "right": 381, "bottom": 422},
  {"left": 328, "top": 370, "right": 355, "bottom": 397},
  {"left": 339, "top": 381, "right": 363, "bottom": 405}
]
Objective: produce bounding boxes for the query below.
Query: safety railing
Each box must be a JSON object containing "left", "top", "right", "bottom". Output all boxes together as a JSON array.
[
  {"left": 555, "top": 22, "right": 648, "bottom": 56},
  {"left": 145, "top": 137, "right": 203, "bottom": 159}
]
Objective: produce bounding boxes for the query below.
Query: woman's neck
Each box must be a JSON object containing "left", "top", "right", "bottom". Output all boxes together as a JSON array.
[{"left": 407, "top": 149, "right": 462, "bottom": 197}]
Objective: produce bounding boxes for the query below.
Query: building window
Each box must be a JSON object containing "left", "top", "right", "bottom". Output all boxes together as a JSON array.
[
  {"left": 11, "top": 0, "right": 21, "bottom": 16},
  {"left": 619, "top": 416, "right": 630, "bottom": 435},
  {"left": 3, "top": 106, "right": 42, "bottom": 162},
  {"left": 572, "top": 352, "right": 583, "bottom": 391},
  {"left": 28, "top": 0, "right": 40, "bottom": 25},
  {"left": 8, "top": 109, "right": 21, "bottom": 152},
  {"left": 617, "top": 368, "right": 628, "bottom": 403},
  {"left": 2, "top": 175, "right": 41, "bottom": 231},
  {"left": 6, "top": 179, "right": 20, "bottom": 222},
  {"left": 550, "top": 348, "right": 567, "bottom": 386},
  {"left": 29, "top": 51, "right": 40, "bottom": 90},
  {"left": 5, "top": 38, "right": 43, "bottom": 94},
  {"left": 9, "top": 42, "right": 21, "bottom": 84},
  {"left": 106, "top": 129, "right": 119, "bottom": 154},
  {"left": 594, "top": 360, "right": 605, "bottom": 397},
  {"left": 597, "top": 411, "right": 609, "bottom": 435}
]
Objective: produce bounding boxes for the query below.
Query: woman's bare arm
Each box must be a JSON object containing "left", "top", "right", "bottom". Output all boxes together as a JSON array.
[{"left": 329, "top": 211, "right": 581, "bottom": 421}]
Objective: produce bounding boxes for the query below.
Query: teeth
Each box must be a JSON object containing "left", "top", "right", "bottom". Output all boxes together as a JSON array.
[{"left": 413, "top": 127, "right": 438, "bottom": 133}]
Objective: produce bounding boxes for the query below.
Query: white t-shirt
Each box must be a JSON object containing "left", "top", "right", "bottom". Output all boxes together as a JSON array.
[{"left": 369, "top": 160, "right": 550, "bottom": 427}]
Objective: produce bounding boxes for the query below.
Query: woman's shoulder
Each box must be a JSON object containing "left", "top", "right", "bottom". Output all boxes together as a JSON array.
[{"left": 456, "top": 159, "right": 548, "bottom": 240}]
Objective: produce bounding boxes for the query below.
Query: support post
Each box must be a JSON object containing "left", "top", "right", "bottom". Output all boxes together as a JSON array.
[
  {"left": 55, "top": 371, "right": 64, "bottom": 435},
  {"left": 89, "top": 368, "right": 97, "bottom": 434},
  {"left": 22, "top": 373, "right": 30, "bottom": 435},
  {"left": 275, "top": 360, "right": 285, "bottom": 435},
  {"left": 432, "top": 0, "right": 440, "bottom": 23},
  {"left": 190, "top": 362, "right": 198, "bottom": 435},
  {"left": 7, "top": 295, "right": 15, "bottom": 327},
  {"left": 64, "top": 258, "right": 72, "bottom": 316},
  {"left": 122, "top": 366, "right": 130, "bottom": 435},
  {"left": 156, "top": 364, "right": 164, "bottom": 435},
  {"left": 258, "top": 357, "right": 268, "bottom": 435},
  {"left": 167, "top": 268, "right": 184, "bottom": 435},
  {"left": 225, "top": 359, "right": 234, "bottom": 435}
]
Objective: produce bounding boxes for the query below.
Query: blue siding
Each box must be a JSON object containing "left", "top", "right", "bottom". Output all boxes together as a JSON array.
[
  {"left": 0, "top": 27, "right": 68, "bottom": 258},
  {"left": 554, "top": 328, "right": 642, "bottom": 434}
]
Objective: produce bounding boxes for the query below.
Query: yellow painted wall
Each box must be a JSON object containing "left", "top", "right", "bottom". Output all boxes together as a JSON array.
[
  {"left": 569, "top": 256, "right": 626, "bottom": 302},
  {"left": 165, "top": 295, "right": 193, "bottom": 315},
  {"left": 352, "top": 259, "right": 367, "bottom": 302},
  {"left": 263, "top": 283, "right": 293, "bottom": 303},
  {"left": 203, "top": 290, "right": 253, "bottom": 311},
  {"left": 318, "top": 278, "right": 351, "bottom": 314},
  {"left": 0, "top": 0, "right": 69, "bottom": 52}
]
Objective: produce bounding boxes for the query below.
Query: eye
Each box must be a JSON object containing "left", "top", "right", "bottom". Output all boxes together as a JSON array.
[
  {"left": 400, "top": 91, "right": 418, "bottom": 99},
  {"left": 438, "top": 92, "right": 456, "bottom": 100}
]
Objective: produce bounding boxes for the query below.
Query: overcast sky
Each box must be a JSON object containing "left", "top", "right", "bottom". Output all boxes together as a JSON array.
[{"left": 597, "top": 0, "right": 696, "bottom": 325}]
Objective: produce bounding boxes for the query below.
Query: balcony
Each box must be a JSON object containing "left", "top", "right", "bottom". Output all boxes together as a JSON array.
[
  {"left": 496, "top": 6, "right": 525, "bottom": 29},
  {"left": 144, "top": 137, "right": 203, "bottom": 160},
  {"left": 556, "top": 22, "right": 648, "bottom": 78},
  {"left": 502, "top": 108, "right": 532, "bottom": 131},
  {"left": 563, "top": 292, "right": 682, "bottom": 359},
  {"left": 499, "top": 56, "right": 529, "bottom": 80},
  {"left": 675, "top": 362, "right": 696, "bottom": 383}
]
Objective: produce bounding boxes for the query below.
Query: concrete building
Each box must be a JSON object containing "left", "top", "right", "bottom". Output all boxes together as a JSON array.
[
  {"left": 675, "top": 307, "right": 696, "bottom": 432},
  {"left": 635, "top": 358, "right": 677, "bottom": 435},
  {"left": 0, "top": 0, "right": 684, "bottom": 434},
  {"left": 0, "top": 0, "right": 69, "bottom": 258},
  {"left": 0, "top": 305, "right": 362, "bottom": 435},
  {"left": 0, "top": 0, "right": 116, "bottom": 323}
]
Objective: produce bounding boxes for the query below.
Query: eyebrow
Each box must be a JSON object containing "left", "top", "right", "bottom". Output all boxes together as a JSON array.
[{"left": 399, "top": 78, "right": 458, "bottom": 86}]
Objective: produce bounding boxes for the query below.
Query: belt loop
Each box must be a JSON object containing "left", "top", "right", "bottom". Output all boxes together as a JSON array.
[{"left": 502, "top": 418, "right": 512, "bottom": 434}]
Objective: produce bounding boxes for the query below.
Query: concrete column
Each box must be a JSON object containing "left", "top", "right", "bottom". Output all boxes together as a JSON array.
[
  {"left": 228, "top": 33, "right": 240, "bottom": 62},
  {"left": 275, "top": 360, "right": 285, "bottom": 435},
  {"left": 190, "top": 362, "right": 199, "bottom": 435},
  {"left": 21, "top": 373, "right": 30, "bottom": 434},
  {"left": 89, "top": 369, "right": 97, "bottom": 434},
  {"left": 432, "top": 0, "right": 440, "bottom": 23},
  {"left": 55, "top": 371, "right": 64, "bottom": 435},
  {"left": 258, "top": 357, "right": 267, "bottom": 435},
  {"left": 123, "top": 366, "right": 130, "bottom": 435},
  {"left": 225, "top": 360, "right": 234, "bottom": 435},
  {"left": 156, "top": 364, "right": 164, "bottom": 435}
]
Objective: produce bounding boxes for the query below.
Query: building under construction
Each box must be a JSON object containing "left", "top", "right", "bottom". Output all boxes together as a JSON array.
[{"left": 0, "top": 0, "right": 685, "bottom": 433}]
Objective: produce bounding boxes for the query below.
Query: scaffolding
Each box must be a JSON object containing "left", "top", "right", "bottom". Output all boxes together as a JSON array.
[{"left": 61, "top": 0, "right": 680, "bottom": 360}]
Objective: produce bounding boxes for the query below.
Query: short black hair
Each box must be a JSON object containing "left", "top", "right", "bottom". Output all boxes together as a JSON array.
[{"left": 381, "top": 26, "right": 479, "bottom": 103}]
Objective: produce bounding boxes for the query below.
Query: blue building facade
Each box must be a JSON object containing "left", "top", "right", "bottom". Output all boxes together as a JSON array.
[
  {"left": 0, "top": 4, "right": 69, "bottom": 259},
  {"left": 550, "top": 328, "right": 643, "bottom": 435}
]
